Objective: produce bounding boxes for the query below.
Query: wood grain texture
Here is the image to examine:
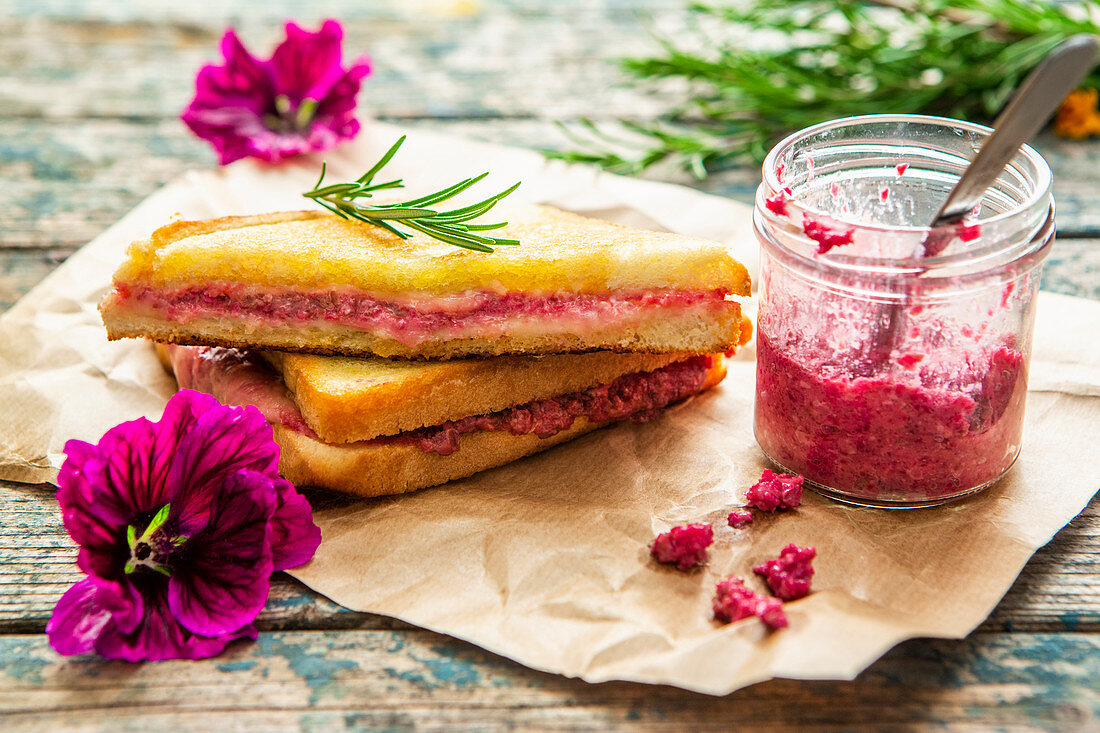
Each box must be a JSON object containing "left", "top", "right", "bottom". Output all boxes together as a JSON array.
[
  {"left": 2, "top": 0, "right": 1100, "bottom": 725},
  {"left": 1, "top": 480, "right": 1098, "bottom": 636},
  {"left": 0, "top": 5, "right": 679, "bottom": 121},
  {"left": 0, "top": 629, "right": 1097, "bottom": 730},
  {"left": 6, "top": 116, "right": 1100, "bottom": 249},
  {"left": 3, "top": 5, "right": 1100, "bottom": 242}
]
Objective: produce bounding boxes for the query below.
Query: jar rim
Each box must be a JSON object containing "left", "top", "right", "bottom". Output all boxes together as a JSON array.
[
  {"left": 761, "top": 113, "right": 1053, "bottom": 235},
  {"left": 758, "top": 113, "right": 1054, "bottom": 277}
]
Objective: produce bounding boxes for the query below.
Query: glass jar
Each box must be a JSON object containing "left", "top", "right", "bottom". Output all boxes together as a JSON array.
[{"left": 753, "top": 114, "right": 1054, "bottom": 507}]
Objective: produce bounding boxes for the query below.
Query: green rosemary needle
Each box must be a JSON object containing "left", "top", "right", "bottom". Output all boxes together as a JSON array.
[
  {"left": 547, "top": 0, "right": 1100, "bottom": 178},
  {"left": 303, "top": 135, "right": 521, "bottom": 253}
]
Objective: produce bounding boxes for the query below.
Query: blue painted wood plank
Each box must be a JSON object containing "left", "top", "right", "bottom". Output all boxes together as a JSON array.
[
  {"left": 0, "top": 630, "right": 1096, "bottom": 727},
  {"left": 1, "top": 478, "right": 1098, "bottom": 636}
]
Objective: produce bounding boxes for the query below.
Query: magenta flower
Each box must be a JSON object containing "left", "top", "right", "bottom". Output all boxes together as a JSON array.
[
  {"left": 181, "top": 20, "right": 372, "bottom": 165},
  {"left": 46, "top": 390, "right": 321, "bottom": 661}
]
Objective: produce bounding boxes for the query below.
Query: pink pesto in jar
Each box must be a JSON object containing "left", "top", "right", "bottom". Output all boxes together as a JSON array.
[
  {"left": 765, "top": 189, "right": 792, "bottom": 217},
  {"left": 754, "top": 115, "right": 1053, "bottom": 506},
  {"left": 755, "top": 331, "right": 1028, "bottom": 502},
  {"left": 801, "top": 215, "right": 854, "bottom": 254}
]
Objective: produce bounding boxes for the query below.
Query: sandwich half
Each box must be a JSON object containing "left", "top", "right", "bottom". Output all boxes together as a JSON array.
[
  {"left": 156, "top": 343, "right": 727, "bottom": 497},
  {"left": 105, "top": 206, "right": 750, "bottom": 359}
]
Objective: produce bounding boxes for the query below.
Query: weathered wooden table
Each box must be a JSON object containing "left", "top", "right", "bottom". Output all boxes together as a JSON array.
[{"left": 2, "top": 2, "right": 1098, "bottom": 729}]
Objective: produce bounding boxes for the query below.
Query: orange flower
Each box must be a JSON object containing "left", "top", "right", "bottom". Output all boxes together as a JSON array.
[{"left": 1054, "top": 88, "right": 1100, "bottom": 139}]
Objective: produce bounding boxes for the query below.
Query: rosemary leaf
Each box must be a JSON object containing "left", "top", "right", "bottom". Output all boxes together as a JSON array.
[
  {"left": 304, "top": 137, "right": 521, "bottom": 252},
  {"left": 548, "top": 0, "right": 1100, "bottom": 178}
]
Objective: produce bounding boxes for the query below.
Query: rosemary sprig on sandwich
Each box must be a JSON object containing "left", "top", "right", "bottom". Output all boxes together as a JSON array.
[
  {"left": 100, "top": 204, "right": 751, "bottom": 361},
  {"left": 304, "top": 135, "right": 521, "bottom": 252}
]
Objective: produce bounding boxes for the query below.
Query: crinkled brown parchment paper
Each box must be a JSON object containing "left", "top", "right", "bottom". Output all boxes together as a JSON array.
[{"left": 1, "top": 123, "right": 1098, "bottom": 695}]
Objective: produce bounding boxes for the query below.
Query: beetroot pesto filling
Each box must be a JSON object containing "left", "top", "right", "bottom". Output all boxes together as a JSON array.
[
  {"left": 116, "top": 283, "right": 728, "bottom": 338},
  {"left": 376, "top": 355, "right": 713, "bottom": 455},
  {"left": 165, "top": 345, "right": 713, "bottom": 456}
]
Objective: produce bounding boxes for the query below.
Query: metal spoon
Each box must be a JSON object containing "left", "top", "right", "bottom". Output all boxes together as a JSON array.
[
  {"left": 872, "top": 34, "right": 1098, "bottom": 363},
  {"left": 927, "top": 33, "right": 1098, "bottom": 243}
]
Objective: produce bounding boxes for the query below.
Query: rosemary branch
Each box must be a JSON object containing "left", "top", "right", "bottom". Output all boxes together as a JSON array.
[
  {"left": 304, "top": 136, "right": 521, "bottom": 252},
  {"left": 548, "top": 0, "right": 1100, "bottom": 178}
]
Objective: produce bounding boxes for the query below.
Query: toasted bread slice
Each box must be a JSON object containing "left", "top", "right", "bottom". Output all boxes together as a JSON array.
[
  {"left": 104, "top": 206, "right": 750, "bottom": 359},
  {"left": 156, "top": 343, "right": 727, "bottom": 497},
  {"left": 262, "top": 350, "right": 693, "bottom": 443},
  {"left": 272, "top": 382, "right": 732, "bottom": 498}
]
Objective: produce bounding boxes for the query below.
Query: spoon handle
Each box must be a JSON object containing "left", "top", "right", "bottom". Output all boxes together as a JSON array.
[{"left": 929, "top": 34, "right": 1098, "bottom": 231}]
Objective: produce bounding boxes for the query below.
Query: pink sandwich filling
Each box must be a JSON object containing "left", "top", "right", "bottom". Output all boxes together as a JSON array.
[
  {"left": 115, "top": 283, "right": 730, "bottom": 346},
  {"left": 389, "top": 355, "right": 711, "bottom": 455},
  {"left": 163, "top": 345, "right": 713, "bottom": 455}
]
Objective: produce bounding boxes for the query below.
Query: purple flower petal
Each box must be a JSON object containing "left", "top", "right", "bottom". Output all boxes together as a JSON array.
[
  {"left": 169, "top": 470, "right": 274, "bottom": 637},
  {"left": 168, "top": 399, "right": 279, "bottom": 537},
  {"left": 313, "top": 58, "right": 371, "bottom": 122},
  {"left": 62, "top": 421, "right": 156, "bottom": 529},
  {"left": 57, "top": 441, "right": 124, "bottom": 579},
  {"left": 181, "top": 111, "right": 265, "bottom": 165},
  {"left": 48, "top": 577, "right": 145, "bottom": 657},
  {"left": 180, "top": 19, "right": 371, "bottom": 165},
  {"left": 96, "top": 391, "right": 205, "bottom": 518},
  {"left": 94, "top": 576, "right": 145, "bottom": 635},
  {"left": 269, "top": 478, "right": 321, "bottom": 572},
  {"left": 95, "top": 583, "right": 256, "bottom": 662},
  {"left": 217, "top": 29, "right": 274, "bottom": 106},
  {"left": 243, "top": 128, "right": 319, "bottom": 164},
  {"left": 56, "top": 392, "right": 213, "bottom": 579},
  {"left": 48, "top": 578, "right": 115, "bottom": 656},
  {"left": 269, "top": 20, "right": 346, "bottom": 103}
]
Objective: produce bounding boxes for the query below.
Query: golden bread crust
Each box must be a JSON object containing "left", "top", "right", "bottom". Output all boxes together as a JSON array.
[
  {"left": 153, "top": 341, "right": 728, "bottom": 497},
  {"left": 273, "top": 419, "right": 604, "bottom": 497},
  {"left": 109, "top": 205, "right": 751, "bottom": 295},
  {"left": 263, "top": 350, "right": 689, "bottom": 443},
  {"left": 273, "top": 358, "right": 726, "bottom": 497},
  {"left": 104, "top": 302, "right": 744, "bottom": 360}
]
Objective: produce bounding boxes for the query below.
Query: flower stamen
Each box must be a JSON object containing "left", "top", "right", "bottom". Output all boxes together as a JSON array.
[
  {"left": 295, "top": 98, "right": 318, "bottom": 130},
  {"left": 274, "top": 94, "right": 292, "bottom": 117},
  {"left": 49, "top": 389, "right": 321, "bottom": 661},
  {"left": 262, "top": 95, "right": 320, "bottom": 134},
  {"left": 124, "top": 504, "right": 176, "bottom": 577}
]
